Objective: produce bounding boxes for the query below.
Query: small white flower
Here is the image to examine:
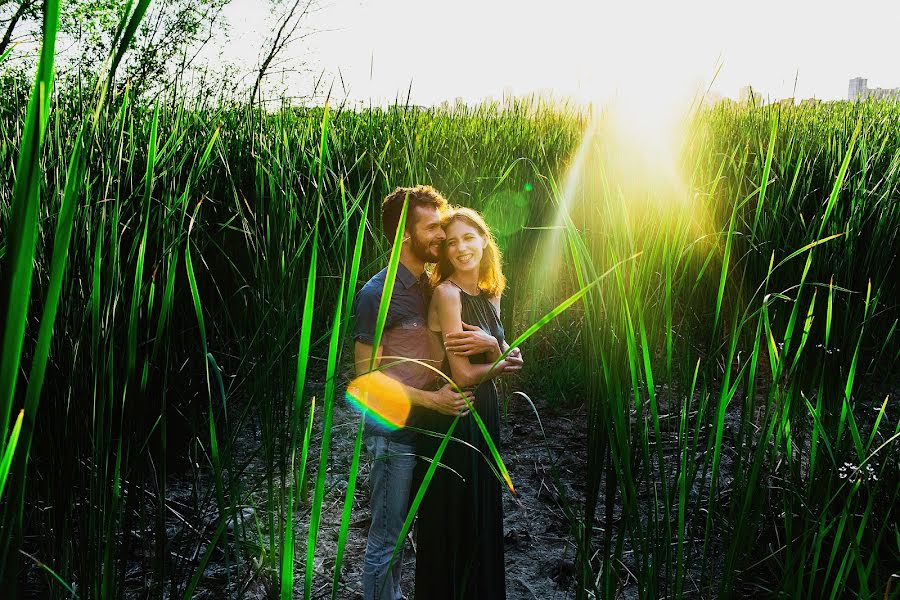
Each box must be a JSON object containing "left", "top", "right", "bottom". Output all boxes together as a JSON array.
[{"left": 838, "top": 461, "right": 878, "bottom": 483}]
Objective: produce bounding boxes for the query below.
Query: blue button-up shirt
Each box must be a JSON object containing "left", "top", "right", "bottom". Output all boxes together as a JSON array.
[{"left": 353, "top": 263, "right": 443, "bottom": 441}]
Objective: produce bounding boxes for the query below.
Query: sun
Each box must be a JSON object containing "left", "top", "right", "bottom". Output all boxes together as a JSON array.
[{"left": 529, "top": 80, "right": 716, "bottom": 302}]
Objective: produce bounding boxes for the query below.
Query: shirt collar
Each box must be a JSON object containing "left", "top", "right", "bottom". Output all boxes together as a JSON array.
[{"left": 396, "top": 262, "right": 422, "bottom": 289}]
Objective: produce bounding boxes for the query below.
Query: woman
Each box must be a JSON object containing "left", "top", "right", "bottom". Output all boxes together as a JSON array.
[{"left": 414, "top": 206, "right": 521, "bottom": 600}]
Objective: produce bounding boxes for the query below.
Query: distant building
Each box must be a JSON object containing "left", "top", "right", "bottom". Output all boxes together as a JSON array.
[
  {"left": 777, "top": 97, "right": 795, "bottom": 108},
  {"left": 800, "top": 98, "right": 822, "bottom": 107},
  {"left": 849, "top": 77, "right": 900, "bottom": 101},
  {"left": 849, "top": 77, "right": 867, "bottom": 101},
  {"left": 867, "top": 87, "right": 900, "bottom": 100}
]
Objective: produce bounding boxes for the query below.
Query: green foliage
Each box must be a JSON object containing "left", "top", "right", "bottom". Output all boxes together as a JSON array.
[
  {"left": 1, "top": 0, "right": 230, "bottom": 96},
  {"left": 555, "top": 99, "right": 900, "bottom": 598},
  {"left": 0, "top": 45, "right": 898, "bottom": 600}
]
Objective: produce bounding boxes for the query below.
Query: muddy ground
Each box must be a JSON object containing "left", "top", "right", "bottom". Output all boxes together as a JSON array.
[
  {"left": 246, "top": 381, "right": 585, "bottom": 599},
  {"left": 127, "top": 373, "right": 734, "bottom": 599},
  {"left": 283, "top": 383, "right": 587, "bottom": 600},
  {"left": 125, "top": 368, "right": 592, "bottom": 600},
  {"left": 105, "top": 359, "right": 898, "bottom": 599}
]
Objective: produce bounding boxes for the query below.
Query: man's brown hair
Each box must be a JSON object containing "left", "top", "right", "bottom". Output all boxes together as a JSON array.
[{"left": 381, "top": 185, "right": 449, "bottom": 241}]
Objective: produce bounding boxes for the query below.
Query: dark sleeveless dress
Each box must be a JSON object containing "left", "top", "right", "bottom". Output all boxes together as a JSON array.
[{"left": 414, "top": 284, "right": 506, "bottom": 600}]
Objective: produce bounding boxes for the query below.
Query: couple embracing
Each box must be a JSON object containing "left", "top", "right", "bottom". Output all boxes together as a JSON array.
[{"left": 352, "top": 185, "right": 524, "bottom": 600}]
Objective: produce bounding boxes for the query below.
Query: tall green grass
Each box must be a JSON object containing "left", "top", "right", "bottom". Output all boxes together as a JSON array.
[
  {"left": 1, "top": 15, "right": 898, "bottom": 596},
  {"left": 555, "top": 101, "right": 899, "bottom": 597}
]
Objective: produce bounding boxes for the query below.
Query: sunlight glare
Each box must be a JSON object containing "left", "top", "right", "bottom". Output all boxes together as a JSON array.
[{"left": 532, "top": 81, "right": 715, "bottom": 306}]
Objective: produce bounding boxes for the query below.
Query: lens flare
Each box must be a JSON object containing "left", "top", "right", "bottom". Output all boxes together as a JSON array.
[
  {"left": 483, "top": 189, "right": 528, "bottom": 238},
  {"left": 529, "top": 89, "right": 719, "bottom": 319},
  {"left": 345, "top": 372, "right": 413, "bottom": 431}
]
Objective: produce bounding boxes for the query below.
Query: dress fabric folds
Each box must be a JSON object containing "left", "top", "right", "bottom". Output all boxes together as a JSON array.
[{"left": 414, "top": 287, "right": 506, "bottom": 600}]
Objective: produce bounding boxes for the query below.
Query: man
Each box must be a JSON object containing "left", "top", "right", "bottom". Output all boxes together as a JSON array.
[{"left": 353, "top": 185, "right": 509, "bottom": 600}]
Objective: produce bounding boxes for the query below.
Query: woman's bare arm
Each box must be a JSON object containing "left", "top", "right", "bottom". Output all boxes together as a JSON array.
[
  {"left": 353, "top": 341, "right": 472, "bottom": 415},
  {"left": 434, "top": 284, "right": 509, "bottom": 388}
]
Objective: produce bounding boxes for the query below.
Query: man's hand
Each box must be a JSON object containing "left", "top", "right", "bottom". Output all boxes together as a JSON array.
[
  {"left": 444, "top": 322, "right": 501, "bottom": 357},
  {"left": 429, "top": 384, "right": 475, "bottom": 417},
  {"left": 501, "top": 347, "right": 524, "bottom": 375}
]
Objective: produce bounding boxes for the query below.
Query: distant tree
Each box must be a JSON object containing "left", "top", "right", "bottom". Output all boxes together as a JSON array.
[
  {"left": 0, "top": 0, "right": 39, "bottom": 58},
  {"left": 0, "top": 0, "right": 232, "bottom": 97}
]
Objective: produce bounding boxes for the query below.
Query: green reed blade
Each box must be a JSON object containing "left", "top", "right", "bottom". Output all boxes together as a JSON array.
[
  {"left": 182, "top": 518, "right": 229, "bottom": 600},
  {"left": 19, "top": 117, "right": 85, "bottom": 424},
  {"left": 0, "top": 0, "right": 60, "bottom": 436},
  {"left": 284, "top": 397, "right": 317, "bottom": 600},
  {"left": 383, "top": 417, "right": 459, "bottom": 592},
  {"left": 150, "top": 247, "right": 180, "bottom": 366},
  {"left": 752, "top": 112, "right": 778, "bottom": 234},
  {"left": 330, "top": 420, "right": 364, "bottom": 600},
  {"left": 330, "top": 195, "right": 371, "bottom": 600},
  {"left": 0, "top": 42, "right": 16, "bottom": 64},
  {"left": 341, "top": 197, "right": 370, "bottom": 338},
  {"left": 185, "top": 206, "right": 229, "bottom": 580},
  {"left": 490, "top": 252, "right": 643, "bottom": 370},
  {"left": 713, "top": 193, "right": 741, "bottom": 331},
  {"left": 280, "top": 447, "right": 297, "bottom": 600},
  {"left": 20, "top": 549, "right": 79, "bottom": 598},
  {"left": 283, "top": 223, "right": 319, "bottom": 598},
  {"left": 370, "top": 196, "right": 408, "bottom": 369},
  {"left": 198, "top": 124, "right": 221, "bottom": 172},
  {"left": 304, "top": 275, "right": 345, "bottom": 600},
  {"left": 292, "top": 396, "right": 319, "bottom": 581},
  {"left": 818, "top": 118, "right": 861, "bottom": 238},
  {"left": 292, "top": 227, "right": 318, "bottom": 446},
  {"left": 109, "top": 0, "right": 153, "bottom": 80},
  {"left": 0, "top": 410, "right": 24, "bottom": 501},
  {"left": 185, "top": 225, "right": 207, "bottom": 355},
  {"left": 789, "top": 289, "right": 817, "bottom": 373},
  {"left": 127, "top": 101, "right": 158, "bottom": 376}
]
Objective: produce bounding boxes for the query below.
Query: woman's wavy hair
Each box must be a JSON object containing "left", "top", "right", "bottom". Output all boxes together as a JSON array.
[{"left": 429, "top": 206, "right": 506, "bottom": 297}]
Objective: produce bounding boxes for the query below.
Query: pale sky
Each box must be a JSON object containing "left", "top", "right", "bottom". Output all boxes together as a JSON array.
[{"left": 216, "top": 0, "right": 900, "bottom": 108}]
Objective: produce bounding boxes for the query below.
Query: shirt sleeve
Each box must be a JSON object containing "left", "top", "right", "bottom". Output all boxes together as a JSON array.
[{"left": 353, "top": 285, "right": 380, "bottom": 345}]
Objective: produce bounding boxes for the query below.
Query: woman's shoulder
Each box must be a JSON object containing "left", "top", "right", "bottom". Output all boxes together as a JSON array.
[{"left": 432, "top": 280, "right": 462, "bottom": 303}]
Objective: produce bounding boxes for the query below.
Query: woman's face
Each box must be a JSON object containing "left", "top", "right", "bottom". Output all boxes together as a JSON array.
[{"left": 443, "top": 219, "right": 487, "bottom": 274}]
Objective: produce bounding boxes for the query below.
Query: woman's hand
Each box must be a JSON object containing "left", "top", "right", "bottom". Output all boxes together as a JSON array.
[{"left": 500, "top": 347, "right": 523, "bottom": 375}]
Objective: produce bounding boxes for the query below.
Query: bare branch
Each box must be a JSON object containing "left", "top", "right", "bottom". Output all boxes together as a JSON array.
[
  {"left": 250, "top": 0, "right": 317, "bottom": 105},
  {"left": 0, "top": 0, "right": 35, "bottom": 57}
]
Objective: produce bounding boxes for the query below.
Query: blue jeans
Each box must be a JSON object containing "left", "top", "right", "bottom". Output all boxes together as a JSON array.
[{"left": 363, "top": 434, "right": 417, "bottom": 600}]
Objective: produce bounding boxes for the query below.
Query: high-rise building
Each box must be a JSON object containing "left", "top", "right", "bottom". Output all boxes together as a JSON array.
[{"left": 849, "top": 77, "right": 867, "bottom": 101}]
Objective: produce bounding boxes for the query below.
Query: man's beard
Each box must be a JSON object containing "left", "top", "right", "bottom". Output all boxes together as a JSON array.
[{"left": 411, "top": 234, "right": 440, "bottom": 263}]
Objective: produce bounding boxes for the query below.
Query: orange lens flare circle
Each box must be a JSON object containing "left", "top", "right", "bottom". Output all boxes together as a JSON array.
[{"left": 345, "top": 372, "right": 412, "bottom": 431}]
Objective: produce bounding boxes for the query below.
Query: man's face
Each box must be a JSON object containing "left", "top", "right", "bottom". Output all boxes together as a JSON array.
[{"left": 407, "top": 205, "right": 445, "bottom": 263}]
